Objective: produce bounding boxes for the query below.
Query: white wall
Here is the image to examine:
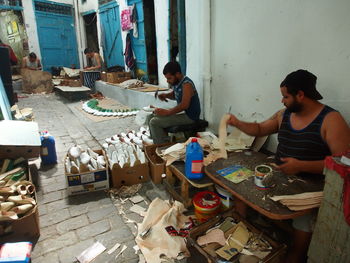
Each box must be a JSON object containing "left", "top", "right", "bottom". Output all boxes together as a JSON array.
[
  {"left": 207, "top": 0, "right": 350, "bottom": 152},
  {"left": 186, "top": 0, "right": 210, "bottom": 119},
  {"left": 22, "top": 0, "right": 41, "bottom": 58},
  {"left": 154, "top": 0, "right": 169, "bottom": 86}
]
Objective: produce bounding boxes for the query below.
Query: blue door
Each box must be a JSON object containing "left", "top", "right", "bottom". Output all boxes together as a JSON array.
[
  {"left": 99, "top": 2, "right": 124, "bottom": 68},
  {"left": 34, "top": 0, "right": 79, "bottom": 72},
  {"left": 127, "top": 0, "right": 148, "bottom": 79}
]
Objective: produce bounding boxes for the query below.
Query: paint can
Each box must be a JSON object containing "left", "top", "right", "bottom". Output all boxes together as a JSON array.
[
  {"left": 215, "top": 184, "right": 233, "bottom": 210},
  {"left": 193, "top": 191, "right": 221, "bottom": 222},
  {"left": 254, "top": 164, "right": 273, "bottom": 189}
]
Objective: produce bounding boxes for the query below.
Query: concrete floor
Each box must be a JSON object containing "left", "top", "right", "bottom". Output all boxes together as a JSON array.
[{"left": 17, "top": 93, "right": 171, "bottom": 263}]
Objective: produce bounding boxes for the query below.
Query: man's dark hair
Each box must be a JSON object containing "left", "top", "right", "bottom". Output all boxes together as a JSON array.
[
  {"left": 280, "top": 69, "right": 323, "bottom": 100},
  {"left": 29, "top": 52, "right": 37, "bottom": 59},
  {"left": 84, "top": 48, "right": 93, "bottom": 54},
  {"left": 163, "top": 61, "right": 182, "bottom": 75}
]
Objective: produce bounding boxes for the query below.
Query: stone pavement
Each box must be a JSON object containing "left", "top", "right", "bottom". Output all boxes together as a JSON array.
[{"left": 17, "top": 93, "right": 171, "bottom": 263}]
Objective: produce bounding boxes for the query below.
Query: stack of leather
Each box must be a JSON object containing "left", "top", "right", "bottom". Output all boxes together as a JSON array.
[{"left": 270, "top": 191, "right": 323, "bottom": 211}]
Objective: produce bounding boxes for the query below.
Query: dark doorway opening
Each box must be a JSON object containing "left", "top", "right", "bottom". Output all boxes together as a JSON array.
[
  {"left": 143, "top": 0, "right": 158, "bottom": 84},
  {"left": 83, "top": 13, "right": 99, "bottom": 53},
  {"left": 169, "top": 0, "right": 186, "bottom": 74}
]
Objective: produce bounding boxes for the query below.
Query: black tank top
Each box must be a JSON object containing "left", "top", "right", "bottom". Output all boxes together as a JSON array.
[{"left": 276, "top": 105, "right": 335, "bottom": 164}]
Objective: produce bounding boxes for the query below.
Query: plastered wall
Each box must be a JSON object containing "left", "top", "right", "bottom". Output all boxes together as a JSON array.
[{"left": 208, "top": 0, "right": 350, "bottom": 152}]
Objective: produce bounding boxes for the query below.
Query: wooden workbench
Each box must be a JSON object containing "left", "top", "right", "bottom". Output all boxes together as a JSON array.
[{"left": 205, "top": 151, "right": 324, "bottom": 220}]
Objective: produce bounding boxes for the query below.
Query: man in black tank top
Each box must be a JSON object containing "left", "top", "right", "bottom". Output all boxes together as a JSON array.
[{"left": 226, "top": 69, "right": 350, "bottom": 263}]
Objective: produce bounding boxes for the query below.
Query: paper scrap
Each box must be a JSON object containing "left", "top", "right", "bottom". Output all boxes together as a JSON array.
[
  {"left": 133, "top": 245, "right": 140, "bottom": 254},
  {"left": 107, "top": 243, "right": 121, "bottom": 255},
  {"left": 115, "top": 245, "right": 127, "bottom": 260},
  {"left": 76, "top": 242, "right": 106, "bottom": 263},
  {"left": 130, "top": 204, "right": 146, "bottom": 216},
  {"left": 130, "top": 195, "right": 144, "bottom": 204}
]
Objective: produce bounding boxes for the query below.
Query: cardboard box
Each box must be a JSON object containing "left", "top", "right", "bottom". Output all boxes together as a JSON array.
[
  {"left": 187, "top": 211, "right": 287, "bottom": 263},
  {"left": 0, "top": 166, "right": 40, "bottom": 242},
  {"left": 0, "top": 206, "right": 40, "bottom": 242},
  {"left": 110, "top": 160, "right": 150, "bottom": 188},
  {"left": 65, "top": 149, "right": 110, "bottom": 195},
  {"left": 144, "top": 143, "right": 173, "bottom": 184},
  {"left": 106, "top": 72, "right": 131, "bottom": 84},
  {"left": 0, "top": 121, "right": 41, "bottom": 159},
  {"left": 101, "top": 72, "right": 107, "bottom": 82}
]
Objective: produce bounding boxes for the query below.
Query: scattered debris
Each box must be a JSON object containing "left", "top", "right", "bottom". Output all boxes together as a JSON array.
[
  {"left": 130, "top": 204, "right": 146, "bottom": 216},
  {"left": 107, "top": 243, "right": 121, "bottom": 255},
  {"left": 197, "top": 229, "right": 226, "bottom": 246},
  {"left": 109, "top": 184, "right": 142, "bottom": 198},
  {"left": 133, "top": 245, "right": 140, "bottom": 254},
  {"left": 130, "top": 194, "right": 144, "bottom": 204},
  {"left": 115, "top": 245, "right": 127, "bottom": 260},
  {"left": 76, "top": 242, "right": 106, "bottom": 263}
]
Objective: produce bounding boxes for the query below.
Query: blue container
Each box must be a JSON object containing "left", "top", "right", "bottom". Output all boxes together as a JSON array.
[
  {"left": 185, "top": 138, "right": 204, "bottom": 180},
  {"left": 40, "top": 132, "right": 57, "bottom": 165}
]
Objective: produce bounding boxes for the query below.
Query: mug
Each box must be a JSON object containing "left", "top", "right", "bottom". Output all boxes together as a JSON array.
[{"left": 254, "top": 164, "right": 273, "bottom": 188}]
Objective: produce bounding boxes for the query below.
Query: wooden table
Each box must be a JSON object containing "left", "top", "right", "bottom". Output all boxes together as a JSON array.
[
  {"left": 205, "top": 151, "right": 324, "bottom": 220},
  {"left": 163, "top": 161, "right": 214, "bottom": 208}
]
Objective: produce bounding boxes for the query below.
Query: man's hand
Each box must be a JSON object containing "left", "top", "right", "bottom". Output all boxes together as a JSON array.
[
  {"left": 227, "top": 114, "right": 239, "bottom": 127},
  {"left": 154, "top": 108, "right": 170, "bottom": 116},
  {"left": 277, "top": 157, "right": 301, "bottom": 175},
  {"left": 158, "top": 93, "right": 168, "bottom": 102}
]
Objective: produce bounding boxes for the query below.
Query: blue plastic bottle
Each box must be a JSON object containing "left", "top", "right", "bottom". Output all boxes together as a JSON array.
[
  {"left": 40, "top": 131, "right": 57, "bottom": 164},
  {"left": 185, "top": 138, "right": 204, "bottom": 180}
]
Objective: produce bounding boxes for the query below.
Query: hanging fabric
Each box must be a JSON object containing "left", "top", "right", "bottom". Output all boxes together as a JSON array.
[
  {"left": 131, "top": 4, "right": 138, "bottom": 38},
  {"left": 121, "top": 8, "right": 133, "bottom": 31},
  {"left": 124, "top": 33, "right": 136, "bottom": 71}
]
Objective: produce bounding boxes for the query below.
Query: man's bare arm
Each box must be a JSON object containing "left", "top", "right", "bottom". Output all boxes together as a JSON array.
[
  {"left": 227, "top": 109, "right": 284, "bottom": 137},
  {"left": 323, "top": 111, "right": 350, "bottom": 154},
  {"left": 167, "top": 83, "right": 194, "bottom": 115}
]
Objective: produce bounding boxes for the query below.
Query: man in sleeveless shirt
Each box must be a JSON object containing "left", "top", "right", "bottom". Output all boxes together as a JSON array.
[
  {"left": 83, "top": 48, "right": 104, "bottom": 94},
  {"left": 146, "top": 61, "right": 201, "bottom": 144},
  {"left": 226, "top": 69, "right": 350, "bottom": 262},
  {"left": 22, "top": 52, "right": 42, "bottom": 70}
]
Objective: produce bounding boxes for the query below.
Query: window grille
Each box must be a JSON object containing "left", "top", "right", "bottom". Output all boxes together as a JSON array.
[{"left": 34, "top": 1, "right": 72, "bottom": 15}]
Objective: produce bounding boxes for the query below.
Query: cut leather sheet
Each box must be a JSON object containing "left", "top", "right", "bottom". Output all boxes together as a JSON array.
[
  {"left": 270, "top": 191, "right": 323, "bottom": 211},
  {"left": 135, "top": 198, "right": 190, "bottom": 263},
  {"left": 197, "top": 228, "right": 226, "bottom": 246}
]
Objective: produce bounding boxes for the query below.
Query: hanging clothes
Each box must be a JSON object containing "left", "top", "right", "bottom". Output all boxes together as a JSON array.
[
  {"left": 124, "top": 33, "right": 136, "bottom": 71},
  {"left": 121, "top": 8, "right": 133, "bottom": 31},
  {"left": 131, "top": 4, "right": 138, "bottom": 38}
]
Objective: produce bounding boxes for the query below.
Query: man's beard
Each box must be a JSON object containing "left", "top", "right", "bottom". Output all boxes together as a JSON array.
[{"left": 286, "top": 101, "right": 303, "bottom": 113}]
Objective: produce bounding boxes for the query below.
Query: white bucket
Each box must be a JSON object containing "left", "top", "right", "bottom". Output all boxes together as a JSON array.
[{"left": 215, "top": 184, "right": 233, "bottom": 209}]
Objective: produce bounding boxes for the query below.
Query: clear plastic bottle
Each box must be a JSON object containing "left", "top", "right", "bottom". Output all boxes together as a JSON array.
[{"left": 185, "top": 138, "right": 204, "bottom": 180}]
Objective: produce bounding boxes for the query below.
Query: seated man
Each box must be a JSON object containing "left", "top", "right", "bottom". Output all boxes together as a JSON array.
[
  {"left": 147, "top": 61, "right": 201, "bottom": 144},
  {"left": 22, "top": 52, "right": 42, "bottom": 70},
  {"left": 226, "top": 69, "right": 350, "bottom": 263}
]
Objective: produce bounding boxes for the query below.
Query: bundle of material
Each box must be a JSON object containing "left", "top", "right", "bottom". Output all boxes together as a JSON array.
[
  {"left": 136, "top": 198, "right": 190, "bottom": 263},
  {"left": 0, "top": 160, "right": 36, "bottom": 221},
  {"left": 103, "top": 127, "right": 151, "bottom": 168},
  {"left": 158, "top": 137, "right": 212, "bottom": 166},
  {"left": 118, "top": 79, "right": 144, "bottom": 89},
  {"left": 65, "top": 146, "right": 106, "bottom": 174},
  {"left": 270, "top": 191, "right": 323, "bottom": 211}
]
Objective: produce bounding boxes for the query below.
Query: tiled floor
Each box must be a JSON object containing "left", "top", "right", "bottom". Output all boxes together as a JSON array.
[{"left": 18, "top": 93, "right": 170, "bottom": 262}]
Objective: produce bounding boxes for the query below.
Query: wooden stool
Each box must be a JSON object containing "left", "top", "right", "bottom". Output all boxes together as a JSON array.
[{"left": 163, "top": 161, "right": 214, "bottom": 208}]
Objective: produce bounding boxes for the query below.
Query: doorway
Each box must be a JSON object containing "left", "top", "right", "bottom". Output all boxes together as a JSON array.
[
  {"left": 83, "top": 12, "right": 99, "bottom": 54},
  {"left": 143, "top": 0, "right": 158, "bottom": 84},
  {"left": 169, "top": 0, "right": 186, "bottom": 74}
]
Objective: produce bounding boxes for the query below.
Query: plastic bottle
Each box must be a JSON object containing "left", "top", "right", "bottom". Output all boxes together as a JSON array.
[
  {"left": 185, "top": 138, "right": 204, "bottom": 180},
  {"left": 40, "top": 130, "right": 57, "bottom": 165}
]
